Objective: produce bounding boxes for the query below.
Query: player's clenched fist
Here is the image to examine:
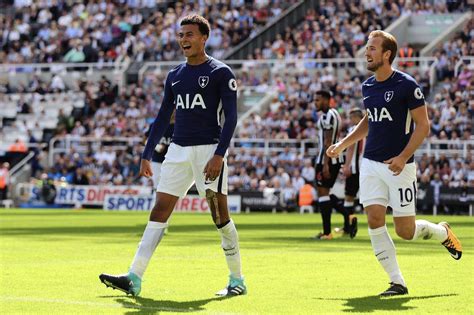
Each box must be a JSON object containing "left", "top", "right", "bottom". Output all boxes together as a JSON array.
[
  {"left": 204, "top": 155, "right": 223, "bottom": 182},
  {"left": 326, "top": 142, "right": 343, "bottom": 158},
  {"left": 139, "top": 159, "right": 153, "bottom": 178}
]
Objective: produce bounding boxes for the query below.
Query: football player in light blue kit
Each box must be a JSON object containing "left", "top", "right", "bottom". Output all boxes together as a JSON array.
[
  {"left": 327, "top": 30, "right": 462, "bottom": 297},
  {"left": 100, "top": 15, "right": 246, "bottom": 297}
]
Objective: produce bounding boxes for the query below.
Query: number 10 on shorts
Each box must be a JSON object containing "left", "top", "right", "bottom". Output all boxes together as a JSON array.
[{"left": 398, "top": 181, "right": 417, "bottom": 206}]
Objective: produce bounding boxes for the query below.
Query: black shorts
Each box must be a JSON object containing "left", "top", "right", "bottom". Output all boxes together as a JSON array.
[
  {"left": 345, "top": 172, "right": 360, "bottom": 197},
  {"left": 316, "top": 163, "right": 341, "bottom": 189}
]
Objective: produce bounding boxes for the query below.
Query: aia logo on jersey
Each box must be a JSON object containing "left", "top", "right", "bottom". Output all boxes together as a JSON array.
[
  {"left": 384, "top": 91, "right": 394, "bottom": 102},
  {"left": 198, "top": 76, "right": 209, "bottom": 88},
  {"left": 176, "top": 93, "right": 207, "bottom": 109},
  {"left": 367, "top": 107, "right": 393, "bottom": 122}
]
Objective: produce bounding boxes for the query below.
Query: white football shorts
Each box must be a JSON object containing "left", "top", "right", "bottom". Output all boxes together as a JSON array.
[
  {"left": 157, "top": 143, "right": 228, "bottom": 198},
  {"left": 359, "top": 158, "right": 417, "bottom": 217},
  {"left": 151, "top": 161, "right": 162, "bottom": 189}
]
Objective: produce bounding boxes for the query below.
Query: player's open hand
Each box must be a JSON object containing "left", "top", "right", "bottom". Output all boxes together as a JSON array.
[
  {"left": 326, "top": 142, "right": 343, "bottom": 158},
  {"left": 204, "top": 155, "right": 223, "bottom": 182},
  {"left": 384, "top": 155, "right": 407, "bottom": 176},
  {"left": 139, "top": 159, "right": 153, "bottom": 178}
]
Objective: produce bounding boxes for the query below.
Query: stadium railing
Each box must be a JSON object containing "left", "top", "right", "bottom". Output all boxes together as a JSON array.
[
  {"left": 138, "top": 57, "right": 438, "bottom": 90},
  {"left": 48, "top": 135, "right": 143, "bottom": 166},
  {"left": 46, "top": 135, "right": 473, "bottom": 168},
  {"left": 229, "top": 138, "right": 473, "bottom": 159},
  {"left": 454, "top": 56, "right": 474, "bottom": 76},
  {"left": 0, "top": 60, "right": 130, "bottom": 93}
]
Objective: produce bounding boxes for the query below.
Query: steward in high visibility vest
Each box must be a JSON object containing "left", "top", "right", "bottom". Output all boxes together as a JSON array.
[
  {"left": 298, "top": 183, "right": 315, "bottom": 206},
  {"left": 399, "top": 43, "right": 414, "bottom": 67}
]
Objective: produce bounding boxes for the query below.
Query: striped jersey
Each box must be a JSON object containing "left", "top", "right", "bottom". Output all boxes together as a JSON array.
[
  {"left": 316, "top": 108, "right": 343, "bottom": 165},
  {"left": 346, "top": 125, "right": 365, "bottom": 174}
]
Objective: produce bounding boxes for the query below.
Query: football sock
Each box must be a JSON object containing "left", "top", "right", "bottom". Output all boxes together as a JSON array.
[
  {"left": 129, "top": 221, "right": 168, "bottom": 279},
  {"left": 344, "top": 201, "right": 355, "bottom": 231},
  {"left": 369, "top": 225, "right": 406, "bottom": 287},
  {"left": 319, "top": 196, "right": 332, "bottom": 235},
  {"left": 411, "top": 219, "right": 448, "bottom": 241},
  {"left": 218, "top": 219, "right": 242, "bottom": 279}
]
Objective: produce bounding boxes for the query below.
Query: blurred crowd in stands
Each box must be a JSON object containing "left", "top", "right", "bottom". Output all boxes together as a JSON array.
[
  {"left": 2, "top": 1, "right": 468, "bottom": 64},
  {"left": 0, "top": 1, "right": 472, "bottom": 208},
  {"left": 239, "top": 65, "right": 472, "bottom": 143},
  {"left": 2, "top": 0, "right": 296, "bottom": 64},
  {"left": 243, "top": 0, "right": 467, "bottom": 61},
  {"left": 5, "top": 48, "right": 473, "bottom": 195}
]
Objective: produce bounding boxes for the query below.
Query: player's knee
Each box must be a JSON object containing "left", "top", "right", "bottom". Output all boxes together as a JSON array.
[{"left": 367, "top": 214, "right": 385, "bottom": 229}]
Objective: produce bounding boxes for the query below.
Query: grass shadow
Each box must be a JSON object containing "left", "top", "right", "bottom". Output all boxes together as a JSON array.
[
  {"left": 316, "top": 293, "right": 458, "bottom": 313},
  {"left": 99, "top": 295, "right": 229, "bottom": 314}
]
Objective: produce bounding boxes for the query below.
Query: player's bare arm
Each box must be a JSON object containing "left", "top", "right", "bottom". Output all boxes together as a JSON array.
[
  {"left": 327, "top": 114, "right": 368, "bottom": 158},
  {"left": 384, "top": 105, "right": 430, "bottom": 176},
  {"left": 322, "top": 129, "right": 333, "bottom": 179}
]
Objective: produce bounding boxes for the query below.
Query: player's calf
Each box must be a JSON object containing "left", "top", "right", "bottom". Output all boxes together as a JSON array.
[{"left": 394, "top": 224, "right": 416, "bottom": 240}]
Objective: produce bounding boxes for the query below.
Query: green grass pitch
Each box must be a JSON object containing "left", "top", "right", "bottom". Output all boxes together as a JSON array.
[{"left": 0, "top": 209, "right": 473, "bottom": 314}]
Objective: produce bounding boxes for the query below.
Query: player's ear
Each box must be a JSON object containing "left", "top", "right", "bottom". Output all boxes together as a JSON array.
[{"left": 384, "top": 50, "right": 391, "bottom": 63}]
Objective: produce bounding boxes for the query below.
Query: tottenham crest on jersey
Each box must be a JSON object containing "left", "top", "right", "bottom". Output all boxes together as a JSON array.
[
  {"left": 384, "top": 91, "right": 394, "bottom": 102},
  {"left": 198, "top": 76, "right": 209, "bottom": 88}
]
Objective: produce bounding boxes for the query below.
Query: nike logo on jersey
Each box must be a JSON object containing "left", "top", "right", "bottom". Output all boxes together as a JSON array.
[
  {"left": 363, "top": 96, "right": 370, "bottom": 100},
  {"left": 172, "top": 81, "right": 180, "bottom": 86},
  {"left": 400, "top": 203, "right": 410, "bottom": 207},
  {"left": 204, "top": 180, "right": 214, "bottom": 185}
]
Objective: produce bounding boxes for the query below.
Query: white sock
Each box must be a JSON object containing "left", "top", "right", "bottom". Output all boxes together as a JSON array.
[
  {"left": 218, "top": 219, "right": 242, "bottom": 279},
  {"left": 129, "top": 221, "right": 168, "bottom": 279},
  {"left": 368, "top": 225, "right": 406, "bottom": 287},
  {"left": 411, "top": 219, "right": 448, "bottom": 242}
]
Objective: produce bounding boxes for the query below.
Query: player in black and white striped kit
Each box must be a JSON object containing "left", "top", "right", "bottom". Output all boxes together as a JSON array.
[{"left": 314, "top": 90, "right": 355, "bottom": 240}]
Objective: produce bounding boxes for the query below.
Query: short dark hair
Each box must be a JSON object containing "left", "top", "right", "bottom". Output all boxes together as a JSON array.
[
  {"left": 180, "top": 14, "right": 210, "bottom": 37},
  {"left": 316, "top": 90, "right": 331, "bottom": 100}
]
